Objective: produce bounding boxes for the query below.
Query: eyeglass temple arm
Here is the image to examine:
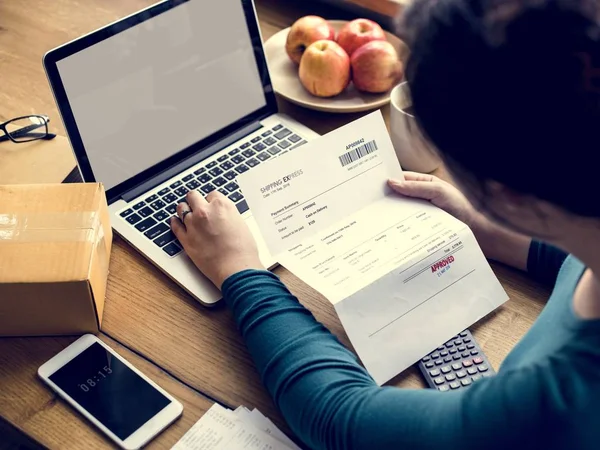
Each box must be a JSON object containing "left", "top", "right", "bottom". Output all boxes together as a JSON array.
[{"left": 0, "top": 131, "right": 56, "bottom": 143}]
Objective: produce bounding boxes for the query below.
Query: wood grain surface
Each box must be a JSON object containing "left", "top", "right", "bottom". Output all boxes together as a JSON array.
[
  {"left": 0, "top": 335, "right": 213, "bottom": 449},
  {"left": 0, "top": 0, "right": 550, "bottom": 448}
]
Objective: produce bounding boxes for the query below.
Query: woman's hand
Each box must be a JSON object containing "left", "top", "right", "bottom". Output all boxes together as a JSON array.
[
  {"left": 388, "top": 172, "right": 478, "bottom": 226},
  {"left": 389, "top": 172, "right": 531, "bottom": 270},
  {"left": 171, "top": 190, "right": 264, "bottom": 289}
]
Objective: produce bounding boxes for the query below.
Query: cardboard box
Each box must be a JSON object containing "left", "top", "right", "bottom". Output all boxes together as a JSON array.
[{"left": 0, "top": 183, "right": 112, "bottom": 336}]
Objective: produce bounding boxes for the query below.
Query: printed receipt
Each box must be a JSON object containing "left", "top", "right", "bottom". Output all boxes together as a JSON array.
[
  {"left": 171, "top": 403, "right": 296, "bottom": 450},
  {"left": 238, "top": 111, "right": 508, "bottom": 385},
  {"left": 240, "top": 111, "right": 403, "bottom": 256}
]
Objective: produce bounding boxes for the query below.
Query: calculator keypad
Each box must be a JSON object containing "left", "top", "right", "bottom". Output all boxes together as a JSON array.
[{"left": 418, "top": 330, "right": 495, "bottom": 392}]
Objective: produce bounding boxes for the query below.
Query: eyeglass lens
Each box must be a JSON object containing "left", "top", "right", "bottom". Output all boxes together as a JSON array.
[{"left": 5, "top": 116, "right": 49, "bottom": 142}]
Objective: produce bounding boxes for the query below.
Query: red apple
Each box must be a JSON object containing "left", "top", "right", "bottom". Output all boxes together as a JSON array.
[
  {"left": 285, "top": 16, "right": 336, "bottom": 64},
  {"left": 299, "top": 40, "right": 350, "bottom": 97},
  {"left": 336, "top": 18, "right": 386, "bottom": 56},
  {"left": 351, "top": 40, "right": 403, "bottom": 93}
]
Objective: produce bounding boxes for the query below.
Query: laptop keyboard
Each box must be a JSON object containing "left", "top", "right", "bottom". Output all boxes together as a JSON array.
[{"left": 118, "top": 123, "right": 307, "bottom": 257}]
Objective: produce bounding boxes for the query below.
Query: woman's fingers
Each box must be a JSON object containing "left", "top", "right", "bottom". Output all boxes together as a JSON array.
[
  {"left": 205, "top": 189, "right": 226, "bottom": 203},
  {"left": 388, "top": 172, "right": 441, "bottom": 200},
  {"left": 402, "top": 172, "right": 437, "bottom": 182},
  {"left": 176, "top": 201, "right": 190, "bottom": 218},
  {"left": 170, "top": 216, "right": 187, "bottom": 242},
  {"left": 388, "top": 178, "right": 442, "bottom": 200},
  {"left": 186, "top": 189, "right": 207, "bottom": 211}
]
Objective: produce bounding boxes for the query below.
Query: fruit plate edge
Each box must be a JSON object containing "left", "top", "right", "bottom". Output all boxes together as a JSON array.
[{"left": 263, "top": 20, "right": 408, "bottom": 114}]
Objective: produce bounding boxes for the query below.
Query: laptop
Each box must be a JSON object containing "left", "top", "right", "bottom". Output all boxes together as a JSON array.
[{"left": 43, "top": 0, "right": 319, "bottom": 306}]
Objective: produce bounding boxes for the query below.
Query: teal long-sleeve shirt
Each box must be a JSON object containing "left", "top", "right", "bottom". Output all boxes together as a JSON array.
[{"left": 221, "top": 242, "right": 600, "bottom": 449}]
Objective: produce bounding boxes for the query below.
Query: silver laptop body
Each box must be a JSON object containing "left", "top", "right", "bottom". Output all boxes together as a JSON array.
[{"left": 44, "top": 0, "right": 319, "bottom": 305}]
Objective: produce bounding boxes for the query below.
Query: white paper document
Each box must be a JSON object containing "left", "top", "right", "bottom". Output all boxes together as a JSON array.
[
  {"left": 233, "top": 407, "right": 301, "bottom": 450},
  {"left": 237, "top": 111, "right": 508, "bottom": 385},
  {"left": 172, "top": 403, "right": 299, "bottom": 450}
]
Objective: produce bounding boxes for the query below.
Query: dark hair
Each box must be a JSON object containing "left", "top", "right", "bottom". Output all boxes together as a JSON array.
[{"left": 400, "top": 0, "right": 600, "bottom": 217}]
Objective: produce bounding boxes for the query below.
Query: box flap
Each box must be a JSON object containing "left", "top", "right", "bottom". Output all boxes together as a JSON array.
[{"left": 0, "top": 184, "right": 104, "bottom": 283}]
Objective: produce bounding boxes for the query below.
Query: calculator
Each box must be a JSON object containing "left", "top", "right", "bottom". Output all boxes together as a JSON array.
[{"left": 417, "top": 329, "right": 495, "bottom": 391}]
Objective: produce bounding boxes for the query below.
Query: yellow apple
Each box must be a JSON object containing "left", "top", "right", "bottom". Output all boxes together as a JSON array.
[
  {"left": 299, "top": 40, "right": 351, "bottom": 98},
  {"left": 285, "top": 16, "right": 336, "bottom": 64}
]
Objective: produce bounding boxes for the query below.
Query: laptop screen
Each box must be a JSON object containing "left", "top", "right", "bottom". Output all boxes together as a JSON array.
[{"left": 55, "top": 0, "right": 267, "bottom": 191}]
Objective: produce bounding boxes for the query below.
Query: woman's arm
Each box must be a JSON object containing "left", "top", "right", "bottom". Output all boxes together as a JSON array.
[
  {"left": 472, "top": 215, "right": 569, "bottom": 286},
  {"left": 388, "top": 175, "right": 568, "bottom": 283},
  {"left": 470, "top": 214, "right": 531, "bottom": 271},
  {"left": 526, "top": 240, "right": 569, "bottom": 286},
  {"left": 223, "top": 270, "right": 586, "bottom": 450},
  {"left": 389, "top": 175, "right": 532, "bottom": 270},
  {"left": 169, "top": 189, "right": 585, "bottom": 450}
]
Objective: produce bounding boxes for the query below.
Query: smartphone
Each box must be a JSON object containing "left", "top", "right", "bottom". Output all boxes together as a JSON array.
[{"left": 38, "top": 334, "right": 183, "bottom": 450}]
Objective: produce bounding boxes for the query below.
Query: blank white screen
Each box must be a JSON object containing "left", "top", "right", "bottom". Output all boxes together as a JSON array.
[{"left": 56, "top": 0, "right": 266, "bottom": 191}]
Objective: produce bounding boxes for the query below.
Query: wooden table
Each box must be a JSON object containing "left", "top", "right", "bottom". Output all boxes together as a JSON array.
[{"left": 0, "top": 0, "right": 550, "bottom": 448}]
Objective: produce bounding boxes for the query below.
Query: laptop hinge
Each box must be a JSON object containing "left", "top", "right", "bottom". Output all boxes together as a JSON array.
[{"left": 121, "top": 120, "right": 263, "bottom": 203}]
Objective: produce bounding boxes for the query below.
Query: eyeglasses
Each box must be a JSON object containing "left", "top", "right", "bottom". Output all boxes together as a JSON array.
[{"left": 0, "top": 115, "right": 57, "bottom": 143}]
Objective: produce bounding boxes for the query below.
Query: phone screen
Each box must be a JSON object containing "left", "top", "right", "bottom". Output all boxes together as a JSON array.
[{"left": 49, "top": 342, "right": 171, "bottom": 440}]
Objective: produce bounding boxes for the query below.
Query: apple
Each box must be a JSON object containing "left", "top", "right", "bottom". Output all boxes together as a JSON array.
[
  {"left": 285, "top": 16, "right": 336, "bottom": 64},
  {"left": 351, "top": 40, "right": 403, "bottom": 93},
  {"left": 336, "top": 18, "right": 386, "bottom": 56},
  {"left": 299, "top": 40, "right": 350, "bottom": 97}
]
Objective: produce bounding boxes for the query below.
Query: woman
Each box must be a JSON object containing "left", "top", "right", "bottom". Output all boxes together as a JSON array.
[{"left": 171, "top": 0, "right": 600, "bottom": 448}]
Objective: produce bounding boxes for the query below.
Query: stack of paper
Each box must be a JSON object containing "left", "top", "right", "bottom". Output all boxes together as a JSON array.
[{"left": 171, "top": 403, "right": 300, "bottom": 450}]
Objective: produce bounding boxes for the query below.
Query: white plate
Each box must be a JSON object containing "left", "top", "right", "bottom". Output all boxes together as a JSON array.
[{"left": 263, "top": 20, "right": 409, "bottom": 113}]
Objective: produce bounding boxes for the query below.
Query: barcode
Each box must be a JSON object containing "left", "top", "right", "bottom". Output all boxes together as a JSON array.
[{"left": 338, "top": 140, "right": 378, "bottom": 167}]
